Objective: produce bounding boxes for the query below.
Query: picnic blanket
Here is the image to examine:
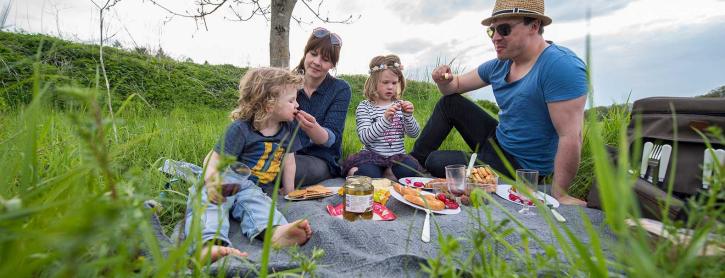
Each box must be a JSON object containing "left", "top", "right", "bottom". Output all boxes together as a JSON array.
[{"left": 153, "top": 160, "right": 615, "bottom": 277}]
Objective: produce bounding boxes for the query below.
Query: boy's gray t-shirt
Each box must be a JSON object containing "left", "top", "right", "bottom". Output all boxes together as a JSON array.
[{"left": 215, "top": 120, "right": 302, "bottom": 185}]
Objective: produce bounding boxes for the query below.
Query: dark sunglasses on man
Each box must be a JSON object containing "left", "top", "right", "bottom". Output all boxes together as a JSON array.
[
  {"left": 486, "top": 21, "right": 523, "bottom": 38},
  {"left": 313, "top": 27, "right": 342, "bottom": 46}
]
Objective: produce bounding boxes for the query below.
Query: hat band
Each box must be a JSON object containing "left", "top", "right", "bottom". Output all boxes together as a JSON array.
[{"left": 491, "top": 8, "right": 542, "bottom": 17}]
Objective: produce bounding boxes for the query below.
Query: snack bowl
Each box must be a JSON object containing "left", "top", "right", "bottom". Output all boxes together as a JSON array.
[{"left": 469, "top": 165, "right": 499, "bottom": 185}]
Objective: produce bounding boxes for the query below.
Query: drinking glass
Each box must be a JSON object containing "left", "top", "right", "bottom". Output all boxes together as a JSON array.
[
  {"left": 220, "top": 162, "right": 251, "bottom": 197},
  {"left": 516, "top": 169, "right": 539, "bottom": 215},
  {"left": 445, "top": 164, "right": 466, "bottom": 204}
]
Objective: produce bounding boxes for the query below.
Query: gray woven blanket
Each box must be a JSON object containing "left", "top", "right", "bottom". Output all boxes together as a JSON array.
[{"left": 151, "top": 177, "right": 614, "bottom": 277}]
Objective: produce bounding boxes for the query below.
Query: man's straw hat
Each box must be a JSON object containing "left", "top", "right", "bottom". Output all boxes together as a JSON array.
[{"left": 481, "top": 0, "right": 552, "bottom": 26}]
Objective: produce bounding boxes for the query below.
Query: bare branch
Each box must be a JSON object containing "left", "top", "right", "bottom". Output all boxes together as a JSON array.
[
  {"left": 298, "top": 0, "right": 357, "bottom": 24},
  {"left": 227, "top": 0, "right": 270, "bottom": 22}
]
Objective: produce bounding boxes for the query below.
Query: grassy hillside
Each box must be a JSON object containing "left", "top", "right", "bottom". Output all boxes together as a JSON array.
[{"left": 1, "top": 31, "right": 245, "bottom": 110}]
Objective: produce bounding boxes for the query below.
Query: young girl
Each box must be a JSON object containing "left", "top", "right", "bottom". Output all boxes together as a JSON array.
[
  {"left": 185, "top": 67, "right": 312, "bottom": 262},
  {"left": 343, "top": 55, "right": 422, "bottom": 179}
]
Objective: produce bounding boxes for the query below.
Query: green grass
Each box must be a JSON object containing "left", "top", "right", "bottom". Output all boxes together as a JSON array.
[{"left": 1, "top": 32, "right": 723, "bottom": 277}]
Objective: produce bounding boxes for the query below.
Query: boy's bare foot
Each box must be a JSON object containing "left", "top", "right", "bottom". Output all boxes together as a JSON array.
[
  {"left": 556, "top": 194, "right": 587, "bottom": 206},
  {"left": 347, "top": 167, "right": 358, "bottom": 176},
  {"left": 272, "top": 219, "right": 313, "bottom": 247},
  {"left": 199, "top": 245, "right": 247, "bottom": 263}
]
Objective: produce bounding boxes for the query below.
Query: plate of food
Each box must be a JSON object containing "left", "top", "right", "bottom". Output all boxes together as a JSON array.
[
  {"left": 390, "top": 183, "right": 460, "bottom": 215},
  {"left": 494, "top": 184, "right": 559, "bottom": 208},
  {"left": 398, "top": 177, "right": 436, "bottom": 189},
  {"left": 285, "top": 185, "right": 338, "bottom": 201}
]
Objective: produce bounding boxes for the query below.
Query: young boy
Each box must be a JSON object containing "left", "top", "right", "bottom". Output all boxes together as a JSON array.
[{"left": 185, "top": 67, "right": 313, "bottom": 262}]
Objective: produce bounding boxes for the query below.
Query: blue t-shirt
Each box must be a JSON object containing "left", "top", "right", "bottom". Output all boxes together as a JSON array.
[
  {"left": 477, "top": 43, "right": 587, "bottom": 175},
  {"left": 215, "top": 120, "right": 303, "bottom": 185}
]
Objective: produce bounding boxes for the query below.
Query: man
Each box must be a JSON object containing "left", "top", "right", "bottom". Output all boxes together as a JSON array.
[{"left": 410, "top": 0, "right": 588, "bottom": 205}]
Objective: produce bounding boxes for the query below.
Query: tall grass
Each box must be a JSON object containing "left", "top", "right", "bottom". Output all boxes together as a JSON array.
[{"left": 2, "top": 38, "right": 722, "bottom": 277}]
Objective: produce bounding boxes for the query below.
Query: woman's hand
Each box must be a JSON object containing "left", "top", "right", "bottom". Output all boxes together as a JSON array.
[
  {"left": 431, "top": 65, "right": 453, "bottom": 85},
  {"left": 399, "top": 100, "right": 414, "bottom": 114},
  {"left": 295, "top": 110, "right": 329, "bottom": 145},
  {"left": 384, "top": 103, "right": 401, "bottom": 120},
  {"left": 295, "top": 110, "right": 318, "bottom": 130}
]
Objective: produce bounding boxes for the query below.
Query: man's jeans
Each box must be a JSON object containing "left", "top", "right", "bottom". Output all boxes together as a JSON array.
[
  {"left": 184, "top": 181, "right": 288, "bottom": 248},
  {"left": 411, "top": 94, "right": 521, "bottom": 178}
]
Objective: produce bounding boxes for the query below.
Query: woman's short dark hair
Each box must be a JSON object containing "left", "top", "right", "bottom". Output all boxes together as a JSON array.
[{"left": 524, "top": 17, "right": 545, "bottom": 35}]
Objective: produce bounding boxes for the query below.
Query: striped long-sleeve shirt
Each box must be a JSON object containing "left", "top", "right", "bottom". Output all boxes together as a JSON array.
[{"left": 355, "top": 100, "right": 420, "bottom": 157}]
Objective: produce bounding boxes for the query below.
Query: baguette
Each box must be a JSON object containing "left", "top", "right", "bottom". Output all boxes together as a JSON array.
[{"left": 404, "top": 194, "right": 445, "bottom": 211}]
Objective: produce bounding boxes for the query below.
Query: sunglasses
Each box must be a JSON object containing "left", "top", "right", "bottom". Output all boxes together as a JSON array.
[
  {"left": 486, "top": 21, "right": 523, "bottom": 38},
  {"left": 313, "top": 27, "right": 342, "bottom": 46}
]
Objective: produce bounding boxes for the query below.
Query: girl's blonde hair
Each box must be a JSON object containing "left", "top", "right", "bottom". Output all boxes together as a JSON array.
[
  {"left": 363, "top": 55, "right": 405, "bottom": 102},
  {"left": 230, "top": 67, "right": 303, "bottom": 130}
]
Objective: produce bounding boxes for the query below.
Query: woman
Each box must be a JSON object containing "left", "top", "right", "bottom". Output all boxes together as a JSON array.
[{"left": 292, "top": 27, "right": 352, "bottom": 186}]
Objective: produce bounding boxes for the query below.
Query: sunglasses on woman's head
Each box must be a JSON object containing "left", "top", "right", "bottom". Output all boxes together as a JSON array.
[
  {"left": 486, "top": 21, "right": 524, "bottom": 38},
  {"left": 313, "top": 27, "right": 342, "bottom": 46}
]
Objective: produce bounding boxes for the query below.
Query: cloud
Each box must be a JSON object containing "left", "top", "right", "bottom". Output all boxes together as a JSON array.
[
  {"left": 547, "top": 0, "right": 633, "bottom": 23},
  {"left": 560, "top": 16, "right": 725, "bottom": 105},
  {"left": 384, "top": 38, "right": 433, "bottom": 54},
  {"left": 387, "top": 0, "right": 491, "bottom": 24},
  {"left": 386, "top": 0, "right": 633, "bottom": 25}
]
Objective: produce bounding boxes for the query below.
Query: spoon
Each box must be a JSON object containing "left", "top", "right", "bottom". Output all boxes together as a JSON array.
[{"left": 421, "top": 209, "right": 431, "bottom": 242}]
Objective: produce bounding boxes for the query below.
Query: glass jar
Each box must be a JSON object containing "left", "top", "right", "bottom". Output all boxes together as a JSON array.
[{"left": 343, "top": 176, "right": 373, "bottom": 221}]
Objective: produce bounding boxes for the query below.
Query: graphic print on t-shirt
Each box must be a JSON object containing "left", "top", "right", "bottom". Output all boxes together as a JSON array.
[{"left": 244, "top": 141, "right": 286, "bottom": 184}]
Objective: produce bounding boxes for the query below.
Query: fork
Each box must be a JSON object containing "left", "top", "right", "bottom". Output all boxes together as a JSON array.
[{"left": 646, "top": 144, "right": 663, "bottom": 183}]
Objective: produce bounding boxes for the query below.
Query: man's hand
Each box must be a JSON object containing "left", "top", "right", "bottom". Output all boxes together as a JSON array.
[
  {"left": 384, "top": 103, "right": 401, "bottom": 120},
  {"left": 399, "top": 100, "right": 414, "bottom": 114},
  {"left": 431, "top": 65, "right": 453, "bottom": 85}
]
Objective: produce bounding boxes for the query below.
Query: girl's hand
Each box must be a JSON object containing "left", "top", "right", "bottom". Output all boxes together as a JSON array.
[
  {"left": 431, "top": 65, "right": 453, "bottom": 85},
  {"left": 400, "top": 100, "right": 414, "bottom": 114},
  {"left": 384, "top": 103, "right": 401, "bottom": 120}
]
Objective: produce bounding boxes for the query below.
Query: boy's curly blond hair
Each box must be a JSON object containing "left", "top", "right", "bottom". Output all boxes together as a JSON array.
[
  {"left": 363, "top": 55, "right": 406, "bottom": 102},
  {"left": 230, "top": 67, "right": 303, "bottom": 130}
]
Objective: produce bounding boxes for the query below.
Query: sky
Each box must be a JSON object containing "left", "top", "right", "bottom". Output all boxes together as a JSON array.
[{"left": 3, "top": 0, "right": 725, "bottom": 106}]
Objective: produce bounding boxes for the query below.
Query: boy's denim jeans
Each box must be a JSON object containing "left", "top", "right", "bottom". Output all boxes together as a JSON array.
[{"left": 184, "top": 180, "right": 288, "bottom": 248}]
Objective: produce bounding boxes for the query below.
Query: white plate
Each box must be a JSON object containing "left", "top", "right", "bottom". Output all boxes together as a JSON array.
[
  {"left": 389, "top": 187, "right": 460, "bottom": 215},
  {"left": 494, "top": 184, "right": 559, "bottom": 208},
  {"left": 398, "top": 177, "right": 434, "bottom": 189},
  {"left": 284, "top": 187, "right": 339, "bottom": 201}
]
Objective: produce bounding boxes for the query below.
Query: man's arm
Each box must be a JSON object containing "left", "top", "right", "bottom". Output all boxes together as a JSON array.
[
  {"left": 547, "top": 95, "right": 586, "bottom": 201},
  {"left": 431, "top": 66, "right": 489, "bottom": 96},
  {"left": 282, "top": 153, "right": 296, "bottom": 195}
]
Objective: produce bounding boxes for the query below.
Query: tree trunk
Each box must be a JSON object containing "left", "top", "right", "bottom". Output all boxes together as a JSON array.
[{"left": 270, "top": 0, "right": 297, "bottom": 68}]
